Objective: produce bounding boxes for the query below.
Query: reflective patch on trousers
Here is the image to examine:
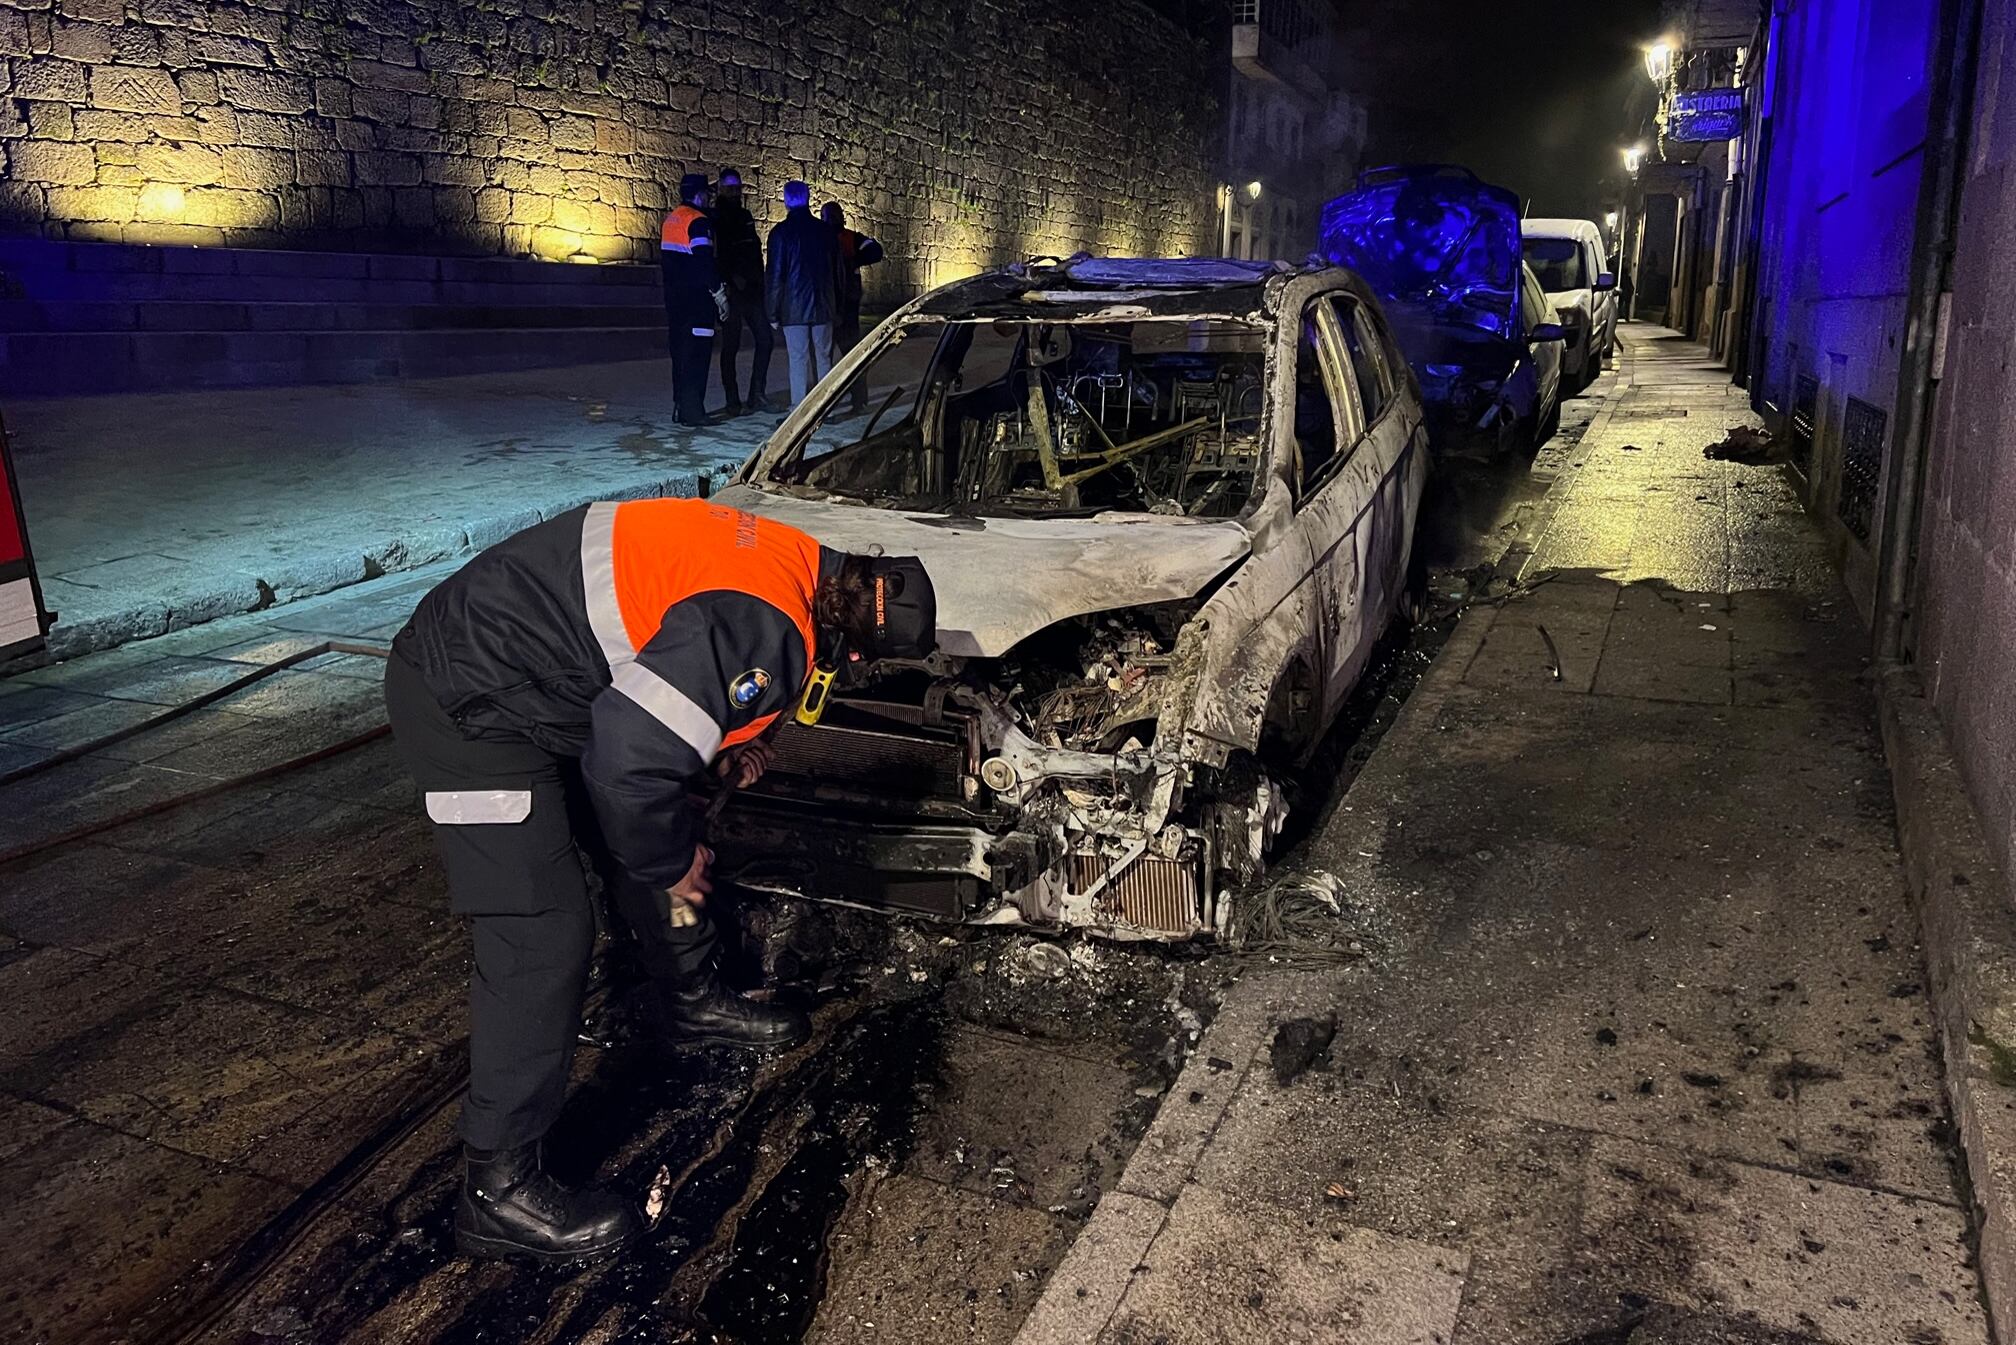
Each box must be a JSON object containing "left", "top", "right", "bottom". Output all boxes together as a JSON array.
[
  {"left": 425, "top": 789, "right": 532, "bottom": 824},
  {"left": 691, "top": 327, "right": 715, "bottom": 336}
]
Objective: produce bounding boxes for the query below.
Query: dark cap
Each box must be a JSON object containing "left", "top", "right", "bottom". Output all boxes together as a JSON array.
[
  {"left": 718, "top": 168, "right": 743, "bottom": 187},
  {"left": 678, "top": 172, "right": 710, "bottom": 202},
  {"left": 865, "top": 557, "right": 936, "bottom": 660}
]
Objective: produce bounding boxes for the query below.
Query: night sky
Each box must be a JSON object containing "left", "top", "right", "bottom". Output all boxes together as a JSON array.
[{"left": 1339, "top": 0, "right": 1666, "bottom": 222}]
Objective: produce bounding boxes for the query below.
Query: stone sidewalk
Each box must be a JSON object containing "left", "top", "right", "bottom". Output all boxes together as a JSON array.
[
  {"left": 1017, "top": 329, "right": 1990, "bottom": 1344},
  {"left": 6, "top": 357, "right": 754, "bottom": 660}
]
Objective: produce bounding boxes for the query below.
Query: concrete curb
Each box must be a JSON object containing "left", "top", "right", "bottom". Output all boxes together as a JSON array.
[
  {"left": 1877, "top": 661, "right": 2016, "bottom": 1344},
  {"left": 1012, "top": 605, "right": 1497, "bottom": 1344},
  {"left": 1503, "top": 366, "right": 1633, "bottom": 586},
  {"left": 27, "top": 469, "right": 722, "bottom": 665}
]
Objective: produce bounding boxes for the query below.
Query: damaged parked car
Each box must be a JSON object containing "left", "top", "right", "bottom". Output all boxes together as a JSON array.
[
  {"left": 707, "top": 255, "right": 1428, "bottom": 941},
  {"left": 1319, "top": 163, "right": 1566, "bottom": 457}
]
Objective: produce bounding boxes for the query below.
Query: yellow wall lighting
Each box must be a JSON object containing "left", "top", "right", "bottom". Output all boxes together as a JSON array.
[{"left": 136, "top": 183, "right": 185, "bottom": 221}]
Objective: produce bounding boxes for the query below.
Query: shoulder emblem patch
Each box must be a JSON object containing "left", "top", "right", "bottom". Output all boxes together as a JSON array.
[{"left": 729, "top": 668, "right": 772, "bottom": 709}]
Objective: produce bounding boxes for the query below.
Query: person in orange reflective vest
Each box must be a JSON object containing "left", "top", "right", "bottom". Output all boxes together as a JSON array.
[
  {"left": 384, "top": 498, "right": 937, "bottom": 1263},
  {"left": 661, "top": 173, "right": 728, "bottom": 426}
]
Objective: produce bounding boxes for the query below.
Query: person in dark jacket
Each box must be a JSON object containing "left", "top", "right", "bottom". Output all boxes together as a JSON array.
[
  {"left": 710, "top": 169, "right": 773, "bottom": 416},
  {"left": 385, "top": 497, "right": 937, "bottom": 1263},
  {"left": 821, "top": 201, "right": 885, "bottom": 415},
  {"left": 660, "top": 173, "right": 727, "bottom": 426},
  {"left": 766, "top": 180, "right": 841, "bottom": 407}
]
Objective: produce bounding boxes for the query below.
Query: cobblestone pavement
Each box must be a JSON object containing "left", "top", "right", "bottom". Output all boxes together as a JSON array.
[{"left": 1019, "top": 327, "right": 1988, "bottom": 1345}]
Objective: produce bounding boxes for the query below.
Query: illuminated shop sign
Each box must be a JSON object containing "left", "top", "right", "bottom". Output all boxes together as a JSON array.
[{"left": 1669, "top": 88, "right": 1745, "bottom": 142}]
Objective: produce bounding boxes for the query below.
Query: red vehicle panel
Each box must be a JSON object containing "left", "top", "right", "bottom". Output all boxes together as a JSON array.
[{"left": 0, "top": 412, "right": 48, "bottom": 659}]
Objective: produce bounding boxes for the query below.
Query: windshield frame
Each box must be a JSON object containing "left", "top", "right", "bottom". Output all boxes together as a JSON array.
[
  {"left": 1520, "top": 235, "right": 1589, "bottom": 292},
  {"left": 747, "top": 304, "right": 1282, "bottom": 524}
]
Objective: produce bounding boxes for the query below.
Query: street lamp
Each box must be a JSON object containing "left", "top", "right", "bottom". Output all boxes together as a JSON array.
[
  {"left": 1644, "top": 39, "right": 1674, "bottom": 83},
  {"left": 1245, "top": 180, "right": 1263, "bottom": 202},
  {"left": 1622, "top": 144, "right": 1646, "bottom": 175},
  {"left": 1604, "top": 210, "right": 1620, "bottom": 231}
]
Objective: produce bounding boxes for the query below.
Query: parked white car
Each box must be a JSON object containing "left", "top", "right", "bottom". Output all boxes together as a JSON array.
[
  {"left": 1522, "top": 218, "right": 1617, "bottom": 395},
  {"left": 712, "top": 257, "right": 1430, "bottom": 941}
]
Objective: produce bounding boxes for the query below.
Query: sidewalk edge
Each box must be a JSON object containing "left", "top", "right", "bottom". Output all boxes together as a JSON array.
[{"left": 1877, "top": 660, "right": 2016, "bottom": 1344}]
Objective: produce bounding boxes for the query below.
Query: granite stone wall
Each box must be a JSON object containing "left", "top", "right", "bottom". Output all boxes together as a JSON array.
[{"left": 0, "top": 0, "right": 1222, "bottom": 302}]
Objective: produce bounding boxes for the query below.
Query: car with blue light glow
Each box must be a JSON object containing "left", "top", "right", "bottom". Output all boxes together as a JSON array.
[
  {"left": 1319, "top": 164, "right": 1568, "bottom": 457},
  {"left": 1523, "top": 217, "right": 1618, "bottom": 395},
  {"left": 703, "top": 256, "right": 1429, "bottom": 941}
]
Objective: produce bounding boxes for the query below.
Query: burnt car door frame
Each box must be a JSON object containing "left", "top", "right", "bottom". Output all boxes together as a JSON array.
[{"left": 1293, "top": 281, "right": 1421, "bottom": 723}]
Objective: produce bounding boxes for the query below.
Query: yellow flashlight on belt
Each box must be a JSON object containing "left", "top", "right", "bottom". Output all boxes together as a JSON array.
[{"left": 796, "top": 663, "right": 837, "bottom": 726}]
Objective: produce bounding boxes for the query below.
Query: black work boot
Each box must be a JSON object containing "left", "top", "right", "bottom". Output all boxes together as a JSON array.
[
  {"left": 455, "top": 1142, "right": 642, "bottom": 1264},
  {"left": 652, "top": 969, "right": 810, "bottom": 1051}
]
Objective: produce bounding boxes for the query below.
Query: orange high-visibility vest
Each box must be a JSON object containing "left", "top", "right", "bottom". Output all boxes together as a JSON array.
[
  {"left": 661, "top": 204, "right": 708, "bottom": 253},
  {"left": 580, "top": 498, "right": 820, "bottom": 750}
]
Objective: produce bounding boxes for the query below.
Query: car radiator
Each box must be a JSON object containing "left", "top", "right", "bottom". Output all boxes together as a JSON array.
[
  {"left": 763, "top": 718, "right": 968, "bottom": 804},
  {"left": 1070, "top": 850, "right": 1205, "bottom": 936}
]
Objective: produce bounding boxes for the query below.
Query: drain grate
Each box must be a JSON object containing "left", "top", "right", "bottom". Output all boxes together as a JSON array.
[
  {"left": 1613, "top": 407, "right": 1691, "bottom": 420},
  {"left": 1790, "top": 373, "right": 1819, "bottom": 474},
  {"left": 1836, "top": 395, "right": 1887, "bottom": 543}
]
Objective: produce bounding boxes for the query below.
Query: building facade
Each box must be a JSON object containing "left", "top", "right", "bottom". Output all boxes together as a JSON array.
[
  {"left": 1221, "top": 0, "right": 1364, "bottom": 262},
  {"left": 1634, "top": 0, "right": 2016, "bottom": 883}
]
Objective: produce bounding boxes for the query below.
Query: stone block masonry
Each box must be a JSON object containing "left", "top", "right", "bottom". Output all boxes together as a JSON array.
[{"left": 0, "top": 0, "right": 1222, "bottom": 307}]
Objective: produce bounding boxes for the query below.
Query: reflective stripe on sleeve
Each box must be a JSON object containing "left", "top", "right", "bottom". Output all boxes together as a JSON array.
[
  {"left": 611, "top": 660, "right": 724, "bottom": 761},
  {"left": 425, "top": 790, "right": 532, "bottom": 824},
  {"left": 579, "top": 501, "right": 631, "bottom": 671},
  {"left": 661, "top": 242, "right": 692, "bottom": 253}
]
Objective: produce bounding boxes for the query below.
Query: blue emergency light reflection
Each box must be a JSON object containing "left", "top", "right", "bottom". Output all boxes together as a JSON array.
[{"left": 1318, "top": 180, "right": 1517, "bottom": 338}]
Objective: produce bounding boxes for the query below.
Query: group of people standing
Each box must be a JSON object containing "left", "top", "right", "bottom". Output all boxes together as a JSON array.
[{"left": 659, "top": 170, "right": 886, "bottom": 427}]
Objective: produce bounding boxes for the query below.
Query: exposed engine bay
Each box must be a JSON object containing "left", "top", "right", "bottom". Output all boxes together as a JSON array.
[
  {"left": 717, "top": 603, "right": 1285, "bottom": 942},
  {"left": 712, "top": 257, "right": 1428, "bottom": 943}
]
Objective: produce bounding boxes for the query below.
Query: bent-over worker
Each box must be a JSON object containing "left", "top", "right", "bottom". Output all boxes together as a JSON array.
[{"left": 384, "top": 498, "right": 937, "bottom": 1263}]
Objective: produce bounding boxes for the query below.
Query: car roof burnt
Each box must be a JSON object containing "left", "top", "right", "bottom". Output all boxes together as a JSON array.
[{"left": 912, "top": 256, "right": 1307, "bottom": 321}]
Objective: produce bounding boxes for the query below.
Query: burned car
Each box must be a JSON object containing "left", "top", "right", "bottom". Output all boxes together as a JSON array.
[
  {"left": 1319, "top": 164, "right": 1566, "bottom": 457},
  {"left": 711, "top": 256, "right": 1427, "bottom": 941}
]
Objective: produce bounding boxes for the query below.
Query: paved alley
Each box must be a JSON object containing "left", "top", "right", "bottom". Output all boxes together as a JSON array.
[{"left": 1020, "top": 327, "right": 1987, "bottom": 1344}]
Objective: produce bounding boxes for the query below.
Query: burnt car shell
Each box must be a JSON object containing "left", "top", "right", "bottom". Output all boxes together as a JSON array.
[
  {"left": 1319, "top": 164, "right": 1540, "bottom": 446},
  {"left": 703, "top": 256, "right": 1429, "bottom": 942}
]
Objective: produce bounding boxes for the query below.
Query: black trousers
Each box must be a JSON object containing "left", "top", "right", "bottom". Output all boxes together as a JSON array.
[
  {"left": 668, "top": 320, "right": 714, "bottom": 426},
  {"left": 717, "top": 286, "right": 774, "bottom": 406},
  {"left": 384, "top": 653, "right": 717, "bottom": 1151}
]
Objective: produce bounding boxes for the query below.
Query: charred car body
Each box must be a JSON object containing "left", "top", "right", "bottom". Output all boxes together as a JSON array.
[
  {"left": 1319, "top": 164, "right": 1566, "bottom": 457},
  {"left": 711, "top": 256, "right": 1427, "bottom": 941}
]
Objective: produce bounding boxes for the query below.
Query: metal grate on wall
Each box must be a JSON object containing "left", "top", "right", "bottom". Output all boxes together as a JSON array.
[
  {"left": 1790, "top": 374, "right": 1819, "bottom": 475},
  {"left": 1836, "top": 396, "right": 1888, "bottom": 543}
]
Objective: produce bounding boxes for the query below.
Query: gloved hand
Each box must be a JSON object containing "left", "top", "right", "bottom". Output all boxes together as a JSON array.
[{"left": 711, "top": 285, "right": 729, "bottom": 324}]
